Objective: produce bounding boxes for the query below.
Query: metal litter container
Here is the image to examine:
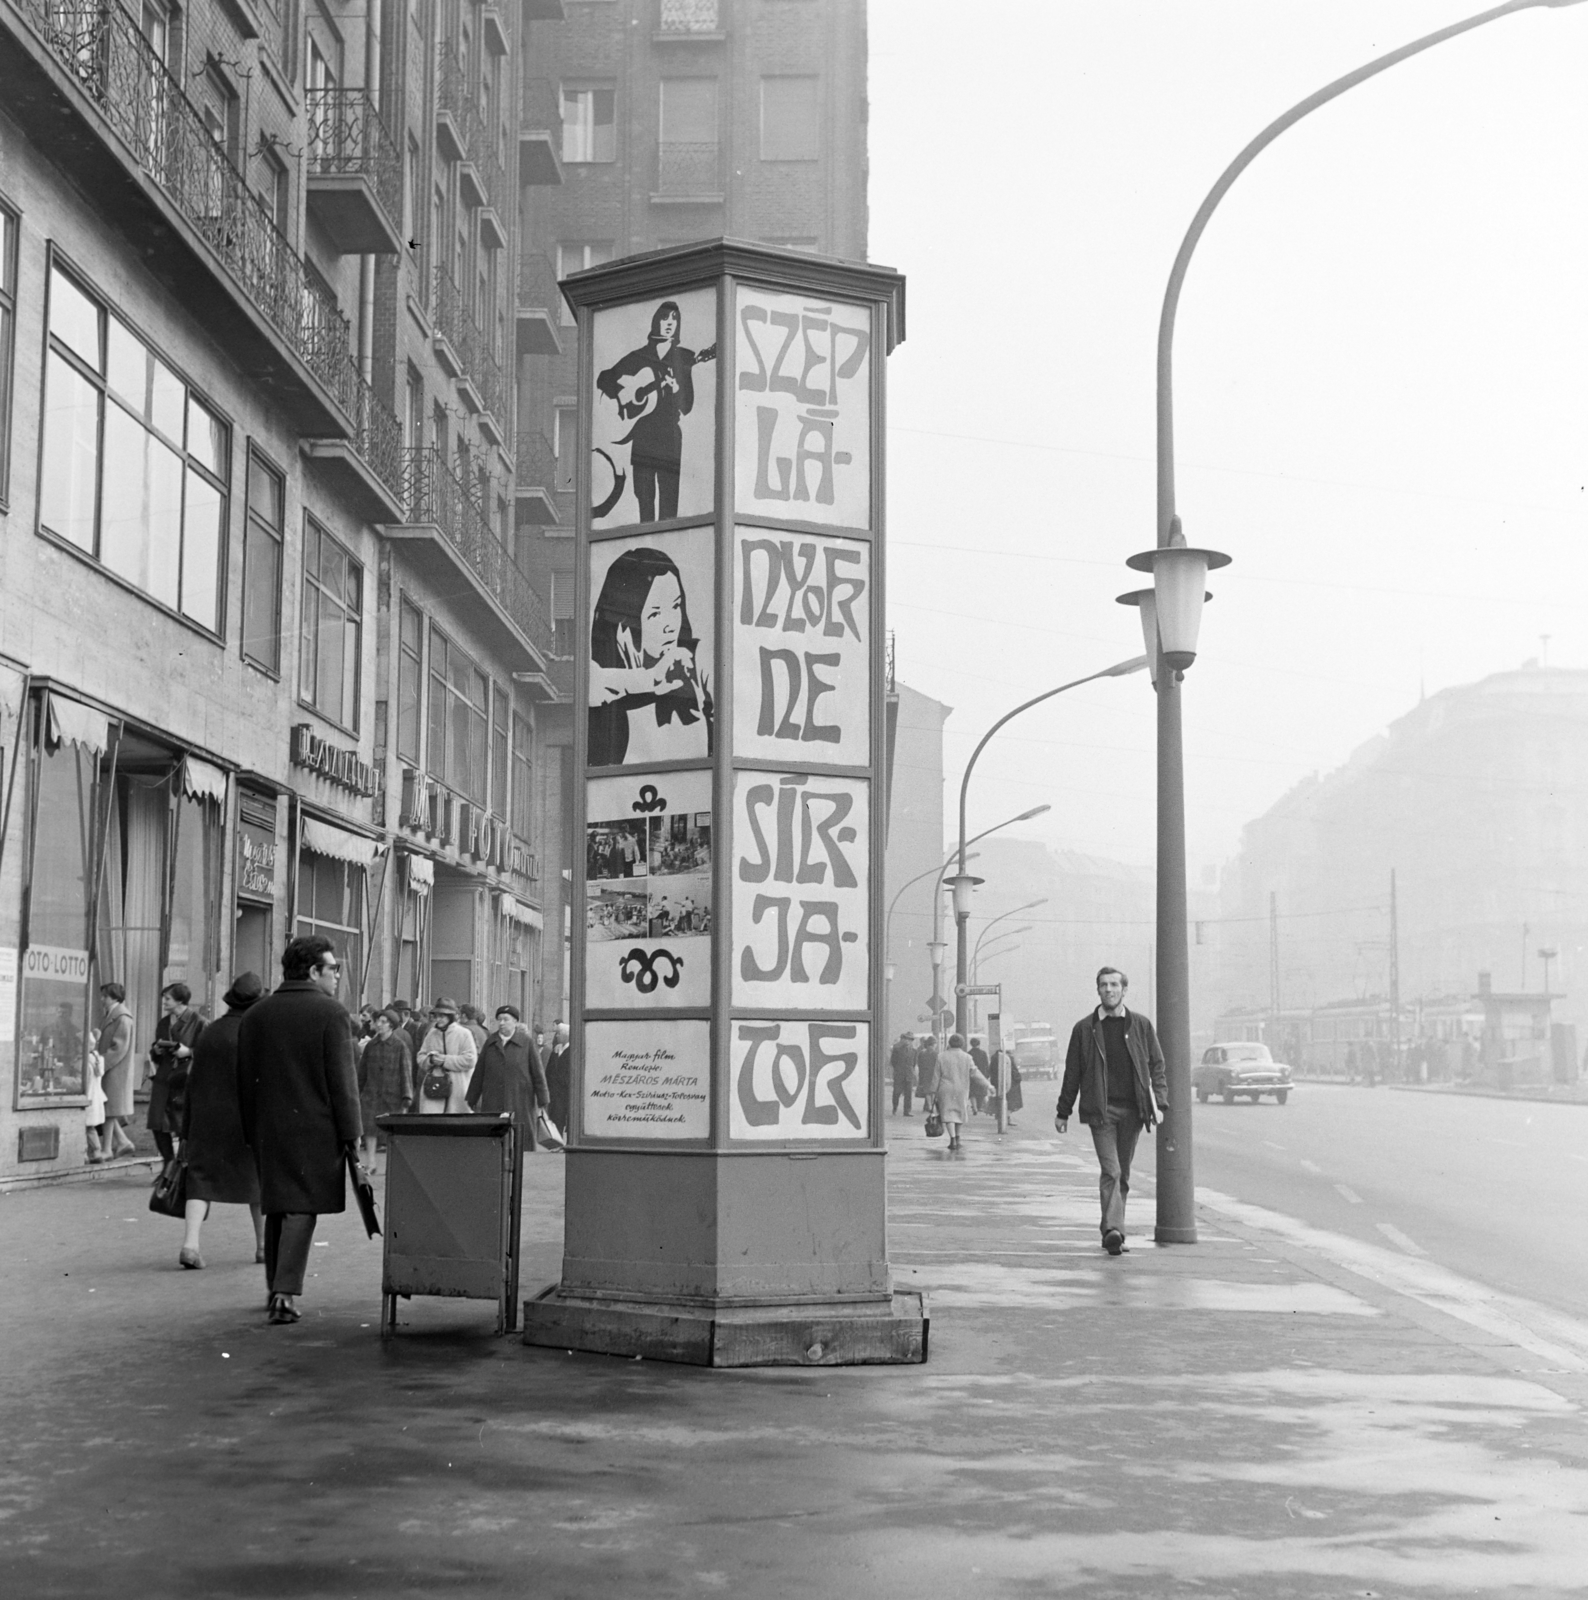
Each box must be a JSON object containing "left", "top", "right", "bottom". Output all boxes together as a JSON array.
[{"left": 376, "top": 1113, "right": 523, "bottom": 1335}]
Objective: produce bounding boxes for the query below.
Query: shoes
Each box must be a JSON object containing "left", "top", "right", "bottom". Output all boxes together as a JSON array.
[
  {"left": 267, "top": 1294, "right": 300, "bottom": 1324},
  {"left": 255, "top": 1244, "right": 266, "bottom": 1264},
  {"left": 1103, "top": 1230, "right": 1125, "bottom": 1256},
  {"left": 178, "top": 1246, "right": 204, "bottom": 1270}
]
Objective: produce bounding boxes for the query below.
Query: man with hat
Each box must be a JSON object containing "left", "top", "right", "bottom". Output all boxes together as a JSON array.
[
  {"left": 889, "top": 1030, "right": 918, "bottom": 1116},
  {"left": 416, "top": 996, "right": 478, "bottom": 1114}
]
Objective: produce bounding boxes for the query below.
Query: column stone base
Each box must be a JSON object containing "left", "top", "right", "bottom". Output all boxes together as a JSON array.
[{"left": 521, "top": 1286, "right": 927, "bottom": 1367}]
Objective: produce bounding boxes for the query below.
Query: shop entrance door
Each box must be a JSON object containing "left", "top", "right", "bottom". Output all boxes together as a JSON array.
[{"left": 235, "top": 902, "right": 271, "bottom": 983}]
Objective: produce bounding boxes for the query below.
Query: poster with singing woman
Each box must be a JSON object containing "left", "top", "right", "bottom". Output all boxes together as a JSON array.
[
  {"left": 590, "top": 287, "right": 718, "bottom": 529},
  {"left": 588, "top": 525, "right": 714, "bottom": 768},
  {"left": 585, "top": 768, "right": 712, "bottom": 1010}
]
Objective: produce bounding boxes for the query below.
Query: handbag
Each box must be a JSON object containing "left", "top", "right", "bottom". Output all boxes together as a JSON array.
[
  {"left": 149, "top": 1156, "right": 188, "bottom": 1218},
  {"left": 923, "top": 1109, "right": 945, "bottom": 1139},
  {"left": 534, "top": 1108, "right": 565, "bottom": 1150},
  {"left": 420, "top": 1063, "right": 450, "bottom": 1102}
]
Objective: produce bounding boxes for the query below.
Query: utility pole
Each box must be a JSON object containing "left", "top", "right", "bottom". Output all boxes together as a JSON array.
[
  {"left": 1268, "top": 890, "right": 1280, "bottom": 1047},
  {"left": 1389, "top": 869, "right": 1401, "bottom": 1084}
]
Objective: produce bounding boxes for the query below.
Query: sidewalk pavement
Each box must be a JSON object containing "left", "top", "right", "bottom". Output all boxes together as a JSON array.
[{"left": 3, "top": 1112, "right": 1585, "bottom": 1599}]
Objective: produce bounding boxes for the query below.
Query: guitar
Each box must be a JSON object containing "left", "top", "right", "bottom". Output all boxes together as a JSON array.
[{"left": 613, "top": 343, "right": 717, "bottom": 422}]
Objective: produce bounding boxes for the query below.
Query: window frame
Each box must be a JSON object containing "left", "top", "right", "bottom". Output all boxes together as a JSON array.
[
  {"left": 241, "top": 445, "right": 286, "bottom": 675},
  {"left": 297, "top": 512, "right": 364, "bottom": 735},
  {"left": 560, "top": 82, "right": 617, "bottom": 164},
  {"left": 0, "top": 196, "right": 16, "bottom": 508},
  {"left": 396, "top": 595, "right": 424, "bottom": 764},
  {"left": 36, "top": 250, "right": 233, "bottom": 639},
  {"left": 426, "top": 623, "right": 489, "bottom": 806},
  {"left": 510, "top": 709, "right": 533, "bottom": 841}
]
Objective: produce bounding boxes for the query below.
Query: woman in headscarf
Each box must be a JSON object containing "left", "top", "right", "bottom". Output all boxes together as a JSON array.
[
  {"left": 588, "top": 545, "right": 713, "bottom": 766},
  {"left": 930, "top": 1033, "right": 993, "bottom": 1154},
  {"left": 176, "top": 973, "right": 265, "bottom": 1269}
]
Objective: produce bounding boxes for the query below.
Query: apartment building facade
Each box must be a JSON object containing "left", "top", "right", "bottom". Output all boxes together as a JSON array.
[
  {"left": 0, "top": 0, "right": 564, "bottom": 1180},
  {"left": 514, "top": 0, "right": 870, "bottom": 1026}
]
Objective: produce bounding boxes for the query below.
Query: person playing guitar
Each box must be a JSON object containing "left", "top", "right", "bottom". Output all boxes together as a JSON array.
[{"left": 596, "top": 300, "right": 716, "bottom": 523}]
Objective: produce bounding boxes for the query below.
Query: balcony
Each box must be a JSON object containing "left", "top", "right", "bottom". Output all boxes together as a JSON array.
[
  {"left": 431, "top": 265, "right": 506, "bottom": 438},
  {"left": 0, "top": 0, "right": 355, "bottom": 435},
  {"left": 652, "top": 141, "right": 722, "bottom": 204},
  {"left": 514, "top": 430, "right": 559, "bottom": 527},
  {"left": 656, "top": 0, "right": 723, "bottom": 40},
  {"left": 481, "top": 3, "right": 509, "bottom": 56},
  {"left": 435, "top": 41, "right": 473, "bottom": 163},
  {"left": 303, "top": 367, "right": 406, "bottom": 522},
  {"left": 385, "top": 448, "right": 554, "bottom": 672},
  {"left": 305, "top": 88, "right": 403, "bottom": 255},
  {"left": 515, "top": 251, "right": 562, "bottom": 356},
  {"left": 518, "top": 76, "right": 563, "bottom": 187}
]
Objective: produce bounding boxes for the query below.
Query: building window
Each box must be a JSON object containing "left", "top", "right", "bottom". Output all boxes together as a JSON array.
[
  {"left": 242, "top": 450, "right": 284, "bottom": 672},
  {"left": 561, "top": 85, "right": 616, "bottom": 163},
  {"left": 510, "top": 711, "right": 532, "bottom": 840},
  {"left": 0, "top": 201, "right": 15, "bottom": 505},
  {"left": 659, "top": 78, "right": 718, "bottom": 194},
  {"left": 553, "top": 404, "right": 577, "bottom": 490},
  {"left": 296, "top": 848, "right": 365, "bottom": 1005},
  {"left": 397, "top": 598, "right": 423, "bottom": 763},
  {"left": 555, "top": 241, "right": 611, "bottom": 324},
  {"left": 256, "top": 147, "right": 289, "bottom": 233},
  {"left": 427, "top": 626, "right": 488, "bottom": 805},
  {"left": 298, "top": 515, "right": 362, "bottom": 731},
  {"left": 550, "top": 570, "right": 574, "bottom": 658},
  {"left": 491, "top": 682, "right": 510, "bottom": 818},
  {"left": 760, "top": 75, "right": 820, "bottom": 161},
  {"left": 40, "top": 263, "right": 230, "bottom": 632}
]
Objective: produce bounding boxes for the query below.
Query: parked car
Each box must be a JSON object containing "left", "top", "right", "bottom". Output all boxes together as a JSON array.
[{"left": 1193, "top": 1042, "right": 1293, "bottom": 1105}]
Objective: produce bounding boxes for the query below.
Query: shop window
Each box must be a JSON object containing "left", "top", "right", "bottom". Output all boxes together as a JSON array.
[
  {"left": 296, "top": 849, "right": 365, "bottom": 1003},
  {"left": 243, "top": 450, "right": 284, "bottom": 672},
  {"left": 491, "top": 682, "right": 510, "bottom": 819},
  {"left": 560, "top": 85, "right": 615, "bottom": 164},
  {"left": 760, "top": 76, "right": 820, "bottom": 161},
  {"left": 510, "top": 711, "right": 532, "bottom": 840},
  {"left": 0, "top": 200, "right": 15, "bottom": 506},
  {"left": 426, "top": 626, "right": 488, "bottom": 806},
  {"left": 298, "top": 515, "right": 363, "bottom": 732},
  {"left": 39, "top": 262, "right": 230, "bottom": 632},
  {"left": 397, "top": 597, "right": 424, "bottom": 764}
]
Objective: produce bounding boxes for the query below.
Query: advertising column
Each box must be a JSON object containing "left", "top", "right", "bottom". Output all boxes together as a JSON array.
[{"left": 525, "top": 241, "right": 914, "bottom": 1367}]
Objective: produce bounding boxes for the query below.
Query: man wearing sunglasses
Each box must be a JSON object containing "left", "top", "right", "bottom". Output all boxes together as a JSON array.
[{"left": 237, "top": 935, "right": 362, "bottom": 1325}]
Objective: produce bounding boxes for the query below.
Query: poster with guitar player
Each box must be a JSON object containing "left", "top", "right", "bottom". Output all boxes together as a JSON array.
[
  {"left": 590, "top": 287, "right": 718, "bottom": 528},
  {"left": 585, "top": 767, "right": 712, "bottom": 1011}
]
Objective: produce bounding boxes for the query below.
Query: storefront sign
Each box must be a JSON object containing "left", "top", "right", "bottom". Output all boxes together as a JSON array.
[
  {"left": 583, "top": 1018, "right": 709, "bottom": 1139},
  {"left": 237, "top": 823, "right": 277, "bottom": 899},
  {"left": 291, "top": 724, "right": 376, "bottom": 797}
]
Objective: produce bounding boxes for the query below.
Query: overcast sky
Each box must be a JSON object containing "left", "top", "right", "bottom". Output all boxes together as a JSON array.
[{"left": 868, "top": 0, "right": 1588, "bottom": 881}]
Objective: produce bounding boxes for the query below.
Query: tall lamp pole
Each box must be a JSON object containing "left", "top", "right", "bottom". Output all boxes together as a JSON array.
[
  {"left": 952, "top": 661, "right": 1147, "bottom": 1042},
  {"left": 1138, "top": 0, "right": 1582, "bottom": 1244}
]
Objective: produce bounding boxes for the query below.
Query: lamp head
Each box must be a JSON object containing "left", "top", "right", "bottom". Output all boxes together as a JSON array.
[
  {"left": 947, "top": 872, "right": 982, "bottom": 921},
  {"left": 1115, "top": 589, "right": 1160, "bottom": 686},
  {"left": 926, "top": 939, "right": 948, "bottom": 968},
  {"left": 1015, "top": 804, "right": 1052, "bottom": 823},
  {"left": 1125, "top": 530, "right": 1230, "bottom": 675}
]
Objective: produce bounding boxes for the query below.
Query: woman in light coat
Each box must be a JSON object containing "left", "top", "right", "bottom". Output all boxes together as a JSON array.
[
  {"left": 931, "top": 1033, "right": 992, "bottom": 1152},
  {"left": 416, "top": 997, "right": 479, "bottom": 1114},
  {"left": 95, "top": 983, "right": 137, "bottom": 1158}
]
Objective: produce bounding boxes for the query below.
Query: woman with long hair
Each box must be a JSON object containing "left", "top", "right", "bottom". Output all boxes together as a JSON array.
[{"left": 588, "top": 545, "right": 712, "bottom": 766}]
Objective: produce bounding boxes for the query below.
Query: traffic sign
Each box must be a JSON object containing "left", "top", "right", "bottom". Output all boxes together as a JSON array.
[{"left": 957, "top": 983, "right": 1001, "bottom": 997}]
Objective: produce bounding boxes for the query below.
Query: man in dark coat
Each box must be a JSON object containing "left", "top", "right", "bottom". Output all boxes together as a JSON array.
[
  {"left": 969, "top": 1035, "right": 992, "bottom": 1115},
  {"left": 237, "top": 935, "right": 361, "bottom": 1324},
  {"left": 1055, "top": 966, "right": 1168, "bottom": 1256},
  {"left": 544, "top": 1020, "right": 571, "bottom": 1141},
  {"left": 467, "top": 1006, "right": 550, "bottom": 1148},
  {"left": 147, "top": 982, "right": 203, "bottom": 1162},
  {"left": 889, "top": 1032, "right": 917, "bottom": 1116}
]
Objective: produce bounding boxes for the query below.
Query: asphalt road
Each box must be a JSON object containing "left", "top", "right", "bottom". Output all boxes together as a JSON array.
[{"left": 1189, "top": 1082, "right": 1588, "bottom": 1328}]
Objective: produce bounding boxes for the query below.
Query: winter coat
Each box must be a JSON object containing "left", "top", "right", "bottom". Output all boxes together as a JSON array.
[
  {"left": 915, "top": 1043, "right": 940, "bottom": 1102},
  {"left": 931, "top": 1047, "right": 991, "bottom": 1125},
  {"left": 181, "top": 1006, "right": 262, "bottom": 1206},
  {"left": 1057, "top": 1007, "right": 1168, "bottom": 1128},
  {"left": 146, "top": 1008, "right": 203, "bottom": 1134},
  {"left": 889, "top": 1039, "right": 917, "bottom": 1090},
  {"left": 96, "top": 1002, "right": 135, "bottom": 1120},
  {"left": 416, "top": 1019, "right": 478, "bottom": 1113},
  {"left": 236, "top": 979, "right": 361, "bottom": 1214},
  {"left": 467, "top": 1029, "right": 548, "bottom": 1140},
  {"left": 544, "top": 1045, "right": 572, "bottom": 1136},
  {"left": 359, "top": 1032, "right": 415, "bottom": 1124}
]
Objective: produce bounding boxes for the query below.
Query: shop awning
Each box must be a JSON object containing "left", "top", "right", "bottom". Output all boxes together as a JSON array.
[
  {"left": 301, "top": 816, "right": 383, "bottom": 866},
  {"left": 47, "top": 692, "right": 110, "bottom": 755},
  {"left": 181, "top": 756, "right": 228, "bottom": 805},
  {"left": 405, "top": 853, "right": 434, "bottom": 893},
  {"left": 498, "top": 894, "right": 543, "bottom": 930}
]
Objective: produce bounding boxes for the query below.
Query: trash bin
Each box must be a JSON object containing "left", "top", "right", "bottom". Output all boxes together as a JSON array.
[{"left": 376, "top": 1113, "right": 522, "bottom": 1335}]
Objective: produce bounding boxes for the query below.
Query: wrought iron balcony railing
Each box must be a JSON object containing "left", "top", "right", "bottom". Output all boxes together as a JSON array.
[
  {"left": 15, "top": 0, "right": 352, "bottom": 402},
  {"left": 659, "top": 0, "right": 720, "bottom": 32},
  {"left": 432, "top": 263, "right": 481, "bottom": 375},
  {"left": 305, "top": 87, "right": 403, "bottom": 228},
  {"left": 516, "top": 428, "right": 557, "bottom": 490},
  {"left": 345, "top": 368, "right": 405, "bottom": 504},
  {"left": 468, "top": 115, "right": 507, "bottom": 209},
  {"left": 656, "top": 141, "right": 721, "bottom": 197},
  {"left": 400, "top": 448, "right": 554, "bottom": 659},
  {"left": 517, "top": 249, "right": 560, "bottom": 313}
]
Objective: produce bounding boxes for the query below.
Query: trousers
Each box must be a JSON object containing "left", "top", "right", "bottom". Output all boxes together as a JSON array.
[
  {"left": 1089, "top": 1101, "right": 1145, "bottom": 1237},
  {"left": 891, "top": 1083, "right": 914, "bottom": 1114},
  {"left": 263, "top": 1212, "right": 318, "bottom": 1296}
]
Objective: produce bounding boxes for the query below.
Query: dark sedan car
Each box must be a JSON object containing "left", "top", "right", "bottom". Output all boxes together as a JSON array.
[{"left": 1193, "top": 1042, "right": 1293, "bottom": 1105}]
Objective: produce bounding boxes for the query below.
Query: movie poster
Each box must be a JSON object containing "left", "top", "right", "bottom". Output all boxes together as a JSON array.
[
  {"left": 585, "top": 768, "right": 712, "bottom": 1010},
  {"left": 731, "top": 771, "right": 869, "bottom": 1012},
  {"left": 587, "top": 524, "right": 715, "bottom": 769},
  {"left": 590, "top": 286, "right": 718, "bottom": 530},
  {"left": 733, "top": 285, "right": 872, "bottom": 530},
  {"left": 582, "top": 1018, "right": 710, "bottom": 1140},
  {"left": 727, "top": 1019, "right": 870, "bottom": 1143},
  {"left": 733, "top": 527, "right": 870, "bottom": 767}
]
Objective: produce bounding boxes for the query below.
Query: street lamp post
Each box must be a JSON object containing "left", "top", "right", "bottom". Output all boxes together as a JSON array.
[
  {"left": 1141, "top": 0, "right": 1584, "bottom": 1244},
  {"left": 953, "top": 662, "right": 1147, "bottom": 1042}
]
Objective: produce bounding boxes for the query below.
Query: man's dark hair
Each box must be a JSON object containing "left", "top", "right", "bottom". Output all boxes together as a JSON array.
[
  {"left": 1095, "top": 966, "right": 1128, "bottom": 988},
  {"left": 162, "top": 981, "right": 192, "bottom": 1004},
  {"left": 100, "top": 981, "right": 126, "bottom": 1003},
  {"left": 282, "top": 935, "right": 335, "bottom": 981},
  {"left": 948, "top": 1032, "right": 965, "bottom": 1049},
  {"left": 495, "top": 1004, "right": 521, "bottom": 1022}
]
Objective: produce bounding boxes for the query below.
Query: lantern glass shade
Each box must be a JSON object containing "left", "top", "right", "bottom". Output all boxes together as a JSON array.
[
  {"left": 949, "top": 873, "right": 982, "bottom": 920},
  {"left": 1116, "top": 588, "right": 1159, "bottom": 685},
  {"left": 926, "top": 940, "right": 948, "bottom": 968},
  {"left": 1153, "top": 548, "right": 1210, "bottom": 670}
]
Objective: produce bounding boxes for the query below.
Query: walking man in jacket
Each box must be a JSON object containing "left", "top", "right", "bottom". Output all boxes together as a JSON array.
[
  {"left": 1055, "top": 966, "right": 1168, "bottom": 1256},
  {"left": 237, "top": 936, "right": 361, "bottom": 1324},
  {"left": 889, "top": 1031, "right": 917, "bottom": 1116}
]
